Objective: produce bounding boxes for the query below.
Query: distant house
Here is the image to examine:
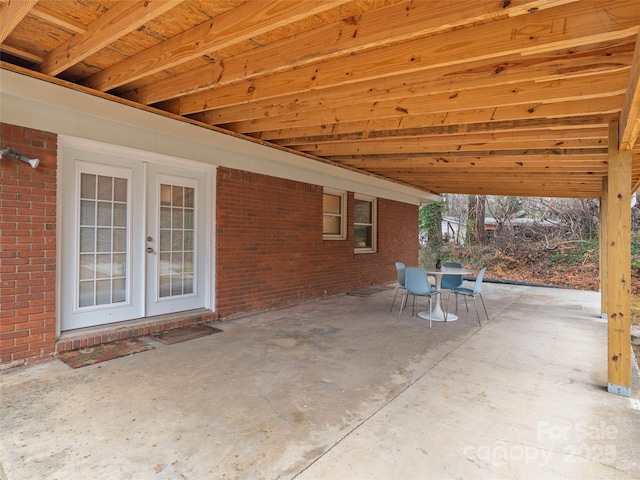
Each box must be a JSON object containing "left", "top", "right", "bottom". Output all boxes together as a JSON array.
[{"left": 440, "top": 216, "right": 564, "bottom": 243}]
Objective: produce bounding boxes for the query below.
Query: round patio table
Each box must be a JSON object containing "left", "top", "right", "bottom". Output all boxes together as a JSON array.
[{"left": 419, "top": 266, "right": 473, "bottom": 322}]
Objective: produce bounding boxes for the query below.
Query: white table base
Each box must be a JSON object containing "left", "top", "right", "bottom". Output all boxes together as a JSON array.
[
  {"left": 417, "top": 305, "right": 458, "bottom": 322},
  {"left": 413, "top": 266, "right": 472, "bottom": 323}
]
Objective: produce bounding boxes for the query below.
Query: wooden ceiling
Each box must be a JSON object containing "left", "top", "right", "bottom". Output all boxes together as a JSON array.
[{"left": 1, "top": 0, "right": 640, "bottom": 199}]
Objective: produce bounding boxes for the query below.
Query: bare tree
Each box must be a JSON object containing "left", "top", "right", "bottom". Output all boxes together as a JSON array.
[
  {"left": 486, "top": 196, "right": 523, "bottom": 235},
  {"left": 466, "top": 195, "right": 486, "bottom": 243}
]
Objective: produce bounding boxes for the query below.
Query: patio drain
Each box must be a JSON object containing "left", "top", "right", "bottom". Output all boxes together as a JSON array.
[{"left": 152, "top": 324, "right": 223, "bottom": 345}]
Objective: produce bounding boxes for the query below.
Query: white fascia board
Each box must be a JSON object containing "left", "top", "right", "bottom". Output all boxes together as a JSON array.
[{"left": 0, "top": 68, "right": 439, "bottom": 204}]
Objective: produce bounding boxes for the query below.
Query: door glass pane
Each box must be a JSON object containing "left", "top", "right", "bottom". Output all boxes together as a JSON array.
[
  {"left": 79, "top": 254, "right": 94, "bottom": 280},
  {"left": 80, "top": 227, "right": 95, "bottom": 252},
  {"left": 184, "top": 209, "right": 194, "bottom": 229},
  {"left": 112, "top": 278, "right": 126, "bottom": 303},
  {"left": 96, "top": 279, "right": 111, "bottom": 305},
  {"left": 158, "top": 183, "right": 196, "bottom": 298},
  {"left": 184, "top": 231, "right": 193, "bottom": 251},
  {"left": 184, "top": 188, "right": 194, "bottom": 208},
  {"left": 80, "top": 200, "right": 95, "bottom": 225},
  {"left": 113, "top": 178, "right": 127, "bottom": 202},
  {"left": 113, "top": 228, "right": 126, "bottom": 252},
  {"left": 160, "top": 207, "right": 171, "bottom": 228},
  {"left": 97, "top": 176, "right": 113, "bottom": 201},
  {"left": 79, "top": 281, "right": 94, "bottom": 308},
  {"left": 97, "top": 228, "right": 111, "bottom": 252},
  {"left": 113, "top": 203, "right": 126, "bottom": 227},
  {"left": 160, "top": 184, "right": 172, "bottom": 206},
  {"left": 173, "top": 186, "right": 184, "bottom": 207},
  {"left": 159, "top": 275, "right": 171, "bottom": 297},
  {"left": 81, "top": 173, "right": 96, "bottom": 199},
  {"left": 97, "top": 202, "right": 112, "bottom": 226},
  {"left": 78, "top": 172, "right": 128, "bottom": 308}
]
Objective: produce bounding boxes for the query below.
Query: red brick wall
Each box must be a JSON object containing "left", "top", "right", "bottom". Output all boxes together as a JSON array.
[
  {"left": 215, "top": 167, "right": 418, "bottom": 318},
  {"left": 0, "top": 124, "right": 57, "bottom": 367},
  {"left": 0, "top": 128, "right": 419, "bottom": 366}
]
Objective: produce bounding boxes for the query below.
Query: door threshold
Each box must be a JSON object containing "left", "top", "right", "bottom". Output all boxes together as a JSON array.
[{"left": 56, "top": 309, "right": 217, "bottom": 354}]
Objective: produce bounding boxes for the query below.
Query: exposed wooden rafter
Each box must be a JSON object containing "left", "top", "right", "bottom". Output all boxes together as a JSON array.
[
  {"left": 0, "top": 0, "right": 37, "bottom": 43},
  {"left": 0, "top": 0, "right": 638, "bottom": 199},
  {"left": 83, "top": 0, "right": 351, "bottom": 92}
]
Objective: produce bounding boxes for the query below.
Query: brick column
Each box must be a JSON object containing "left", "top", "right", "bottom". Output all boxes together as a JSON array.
[{"left": 0, "top": 124, "right": 57, "bottom": 367}]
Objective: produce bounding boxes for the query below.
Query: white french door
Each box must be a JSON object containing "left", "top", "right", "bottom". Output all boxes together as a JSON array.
[
  {"left": 145, "top": 164, "right": 207, "bottom": 316},
  {"left": 59, "top": 138, "right": 212, "bottom": 332}
]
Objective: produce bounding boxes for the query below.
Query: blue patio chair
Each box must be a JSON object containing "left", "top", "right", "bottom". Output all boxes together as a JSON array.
[
  {"left": 399, "top": 267, "right": 440, "bottom": 327},
  {"left": 446, "top": 267, "right": 489, "bottom": 327},
  {"left": 440, "top": 262, "right": 464, "bottom": 291},
  {"left": 389, "top": 262, "right": 406, "bottom": 312}
]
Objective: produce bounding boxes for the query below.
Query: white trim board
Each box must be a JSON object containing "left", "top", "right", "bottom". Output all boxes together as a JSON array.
[{"left": 0, "top": 68, "right": 439, "bottom": 205}]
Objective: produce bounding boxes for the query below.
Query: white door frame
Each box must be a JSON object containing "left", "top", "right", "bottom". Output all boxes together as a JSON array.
[{"left": 57, "top": 136, "right": 216, "bottom": 335}]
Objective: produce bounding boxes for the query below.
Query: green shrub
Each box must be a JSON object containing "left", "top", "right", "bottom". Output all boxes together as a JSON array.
[{"left": 548, "top": 238, "right": 598, "bottom": 267}]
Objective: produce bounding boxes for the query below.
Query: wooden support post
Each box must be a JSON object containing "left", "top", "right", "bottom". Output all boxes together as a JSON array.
[
  {"left": 606, "top": 121, "right": 632, "bottom": 397},
  {"left": 600, "top": 176, "right": 608, "bottom": 319}
]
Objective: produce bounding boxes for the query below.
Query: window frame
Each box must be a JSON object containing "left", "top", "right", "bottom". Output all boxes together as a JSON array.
[
  {"left": 354, "top": 194, "right": 377, "bottom": 253},
  {"left": 322, "top": 188, "right": 347, "bottom": 240}
]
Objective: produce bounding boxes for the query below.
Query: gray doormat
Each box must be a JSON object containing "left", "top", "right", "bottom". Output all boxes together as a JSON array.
[
  {"left": 153, "top": 324, "right": 223, "bottom": 345},
  {"left": 347, "top": 285, "right": 393, "bottom": 297}
]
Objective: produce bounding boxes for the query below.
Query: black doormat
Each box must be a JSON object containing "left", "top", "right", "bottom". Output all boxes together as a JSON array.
[{"left": 152, "top": 324, "right": 223, "bottom": 345}]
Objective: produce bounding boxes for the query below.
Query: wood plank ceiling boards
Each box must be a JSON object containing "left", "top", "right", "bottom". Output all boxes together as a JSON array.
[{"left": 0, "top": 0, "right": 639, "bottom": 198}]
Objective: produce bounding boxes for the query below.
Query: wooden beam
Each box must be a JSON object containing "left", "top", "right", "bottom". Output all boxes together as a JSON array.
[
  {"left": 84, "top": 0, "right": 351, "bottom": 91},
  {"left": 606, "top": 121, "right": 632, "bottom": 396},
  {"left": 123, "top": 0, "right": 581, "bottom": 105},
  {"left": 200, "top": 70, "right": 627, "bottom": 131},
  {"left": 403, "top": 178, "right": 603, "bottom": 197},
  {"left": 619, "top": 32, "right": 640, "bottom": 151},
  {"left": 0, "top": 0, "right": 37, "bottom": 43},
  {"left": 0, "top": 43, "right": 42, "bottom": 63},
  {"left": 265, "top": 115, "right": 615, "bottom": 146},
  {"left": 600, "top": 176, "right": 608, "bottom": 318},
  {"left": 265, "top": 123, "right": 609, "bottom": 146},
  {"left": 167, "top": 0, "right": 639, "bottom": 115},
  {"left": 297, "top": 137, "right": 606, "bottom": 156},
  {"left": 40, "top": 0, "right": 184, "bottom": 76},
  {"left": 333, "top": 159, "right": 608, "bottom": 173},
  {"left": 257, "top": 95, "right": 623, "bottom": 142},
  {"left": 191, "top": 41, "right": 635, "bottom": 126},
  {"left": 30, "top": 4, "right": 86, "bottom": 34},
  {"left": 211, "top": 74, "right": 627, "bottom": 132},
  {"left": 420, "top": 186, "right": 600, "bottom": 197}
]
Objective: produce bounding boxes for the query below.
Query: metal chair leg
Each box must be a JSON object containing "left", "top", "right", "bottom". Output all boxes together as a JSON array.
[
  {"left": 472, "top": 297, "right": 481, "bottom": 327},
  {"left": 479, "top": 293, "right": 489, "bottom": 324},
  {"left": 398, "top": 292, "right": 408, "bottom": 320},
  {"left": 441, "top": 292, "right": 447, "bottom": 322},
  {"left": 389, "top": 286, "right": 399, "bottom": 312}
]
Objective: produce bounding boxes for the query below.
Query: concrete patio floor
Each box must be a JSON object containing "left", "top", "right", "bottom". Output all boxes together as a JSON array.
[{"left": 1, "top": 282, "right": 639, "bottom": 479}]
